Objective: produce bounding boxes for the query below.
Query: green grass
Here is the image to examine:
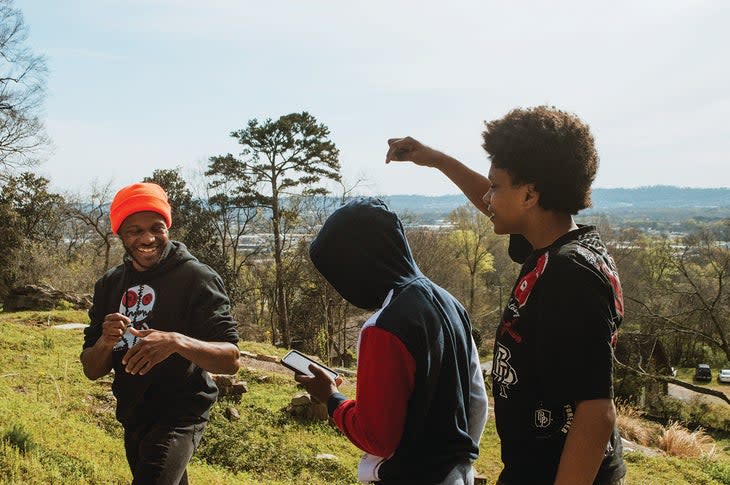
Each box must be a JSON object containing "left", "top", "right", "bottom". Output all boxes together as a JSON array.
[
  {"left": 0, "top": 309, "right": 89, "bottom": 326},
  {"left": 675, "top": 366, "right": 730, "bottom": 391},
  {"left": 623, "top": 452, "right": 730, "bottom": 485},
  {"left": 0, "top": 314, "right": 360, "bottom": 484},
  {"left": 2, "top": 312, "right": 730, "bottom": 484},
  {"left": 239, "top": 340, "right": 288, "bottom": 359}
]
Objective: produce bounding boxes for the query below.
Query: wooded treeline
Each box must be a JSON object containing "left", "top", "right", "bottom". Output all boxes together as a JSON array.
[{"left": 2, "top": 151, "right": 730, "bottom": 376}]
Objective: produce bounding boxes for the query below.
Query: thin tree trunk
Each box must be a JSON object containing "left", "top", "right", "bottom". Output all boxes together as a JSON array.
[
  {"left": 469, "top": 269, "right": 476, "bottom": 315},
  {"left": 103, "top": 239, "right": 111, "bottom": 271},
  {"left": 271, "top": 190, "right": 290, "bottom": 347},
  {"left": 270, "top": 312, "right": 277, "bottom": 345}
]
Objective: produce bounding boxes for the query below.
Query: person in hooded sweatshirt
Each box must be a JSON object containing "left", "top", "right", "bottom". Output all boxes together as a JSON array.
[
  {"left": 80, "top": 182, "right": 241, "bottom": 485},
  {"left": 296, "top": 197, "right": 488, "bottom": 485}
]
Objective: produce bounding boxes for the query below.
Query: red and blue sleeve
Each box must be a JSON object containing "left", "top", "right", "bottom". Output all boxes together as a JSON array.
[{"left": 327, "top": 325, "right": 416, "bottom": 457}]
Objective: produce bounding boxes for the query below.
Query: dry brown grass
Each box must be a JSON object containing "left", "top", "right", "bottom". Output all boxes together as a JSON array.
[
  {"left": 658, "top": 421, "right": 715, "bottom": 458},
  {"left": 615, "top": 399, "right": 643, "bottom": 419},
  {"left": 617, "top": 414, "right": 653, "bottom": 446},
  {"left": 616, "top": 399, "right": 657, "bottom": 446}
]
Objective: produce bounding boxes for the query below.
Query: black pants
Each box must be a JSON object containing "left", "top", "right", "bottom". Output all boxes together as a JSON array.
[{"left": 124, "top": 420, "right": 206, "bottom": 485}]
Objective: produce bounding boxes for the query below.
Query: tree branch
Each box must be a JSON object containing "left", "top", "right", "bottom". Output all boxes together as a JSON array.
[{"left": 614, "top": 357, "right": 730, "bottom": 405}]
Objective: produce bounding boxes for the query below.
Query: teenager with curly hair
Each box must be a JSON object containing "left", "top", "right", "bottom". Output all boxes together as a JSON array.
[{"left": 386, "top": 106, "right": 626, "bottom": 485}]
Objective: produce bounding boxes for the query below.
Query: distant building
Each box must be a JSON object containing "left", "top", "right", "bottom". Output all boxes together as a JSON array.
[{"left": 614, "top": 332, "right": 673, "bottom": 406}]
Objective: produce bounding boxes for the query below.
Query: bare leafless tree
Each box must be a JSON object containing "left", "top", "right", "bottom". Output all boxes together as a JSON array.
[
  {"left": 203, "top": 176, "right": 262, "bottom": 297},
  {"left": 0, "top": 0, "right": 49, "bottom": 176},
  {"left": 66, "top": 180, "right": 116, "bottom": 272}
]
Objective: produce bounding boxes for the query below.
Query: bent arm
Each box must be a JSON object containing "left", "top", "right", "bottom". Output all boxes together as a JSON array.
[
  {"left": 80, "top": 342, "right": 114, "bottom": 380},
  {"left": 80, "top": 312, "right": 128, "bottom": 380},
  {"left": 82, "top": 281, "right": 118, "bottom": 380},
  {"left": 175, "top": 335, "right": 241, "bottom": 374},
  {"left": 386, "top": 137, "right": 491, "bottom": 214},
  {"left": 331, "top": 326, "right": 416, "bottom": 457},
  {"left": 167, "top": 271, "right": 241, "bottom": 375},
  {"left": 554, "top": 399, "right": 616, "bottom": 485},
  {"left": 433, "top": 154, "right": 492, "bottom": 214}
]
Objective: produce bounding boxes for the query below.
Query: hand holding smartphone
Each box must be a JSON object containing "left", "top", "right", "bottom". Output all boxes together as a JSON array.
[{"left": 281, "top": 349, "right": 339, "bottom": 381}]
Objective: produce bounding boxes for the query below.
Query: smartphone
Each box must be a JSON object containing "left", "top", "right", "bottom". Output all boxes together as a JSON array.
[{"left": 281, "top": 350, "right": 339, "bottom": 380}]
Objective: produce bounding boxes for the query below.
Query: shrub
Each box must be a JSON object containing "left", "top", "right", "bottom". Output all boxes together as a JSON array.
[
  {"left": 472, "top": 327, "right": 482, "bottom": 350},
  {"left": 616, "top": 398, "right": 644, "bottom": 419},
  {"left": 702, "top": 458, "right": 730, "bottom": 484},
  {"left": 38, "top": 449, "right": 99, "bottom": 482},
  {"left": 54, "top": 299, "right": 74, "bottom": 311},
  {"left": 658, "top": 421, "right": 713, "bottom": 458},
  {"left": 40, "top": 334, "right": 54, "bottom": 350},
  {"left": 2, "top": 424, "right": 36, "bottom": 454},
  {"left": 616, "top": 400, "right": 654, "bottom": 446},
  {"left": 649, "top": 394, "right": 730, "bottom": 433}
]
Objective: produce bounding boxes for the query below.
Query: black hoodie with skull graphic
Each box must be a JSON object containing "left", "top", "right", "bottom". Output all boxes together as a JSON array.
[{"left": 83, "top": 241, "right": 239, "bottom": 425}]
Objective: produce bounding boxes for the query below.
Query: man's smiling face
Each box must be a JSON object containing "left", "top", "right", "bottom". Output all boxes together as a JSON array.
[{"left": 118, "top": 211, "right": 170, "bottom": 271}]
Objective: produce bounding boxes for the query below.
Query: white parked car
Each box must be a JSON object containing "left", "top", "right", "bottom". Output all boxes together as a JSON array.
[{"left": 718, "top": 369, "right": 730, "bottom": 383}]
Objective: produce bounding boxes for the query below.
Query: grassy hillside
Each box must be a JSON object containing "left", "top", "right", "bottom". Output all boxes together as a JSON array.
[{"left": 1, "top": 311, "right": 730, "bottom": 484}]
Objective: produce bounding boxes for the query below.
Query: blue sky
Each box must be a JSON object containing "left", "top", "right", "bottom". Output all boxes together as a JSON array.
[{"left": 16, "top": 0, "right": 730, "bottom": 196}]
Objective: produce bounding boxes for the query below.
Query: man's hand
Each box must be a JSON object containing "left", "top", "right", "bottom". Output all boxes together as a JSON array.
[
  {"left": 99, "top": 313, "right": 131, "bottom": 349},
  {"left": 80, "top": 313, "right": 130, "bottom": 380},
  {"left": 387, "top": 136, "right": 492, "bottom": 214},
  {"left": 386, "top": 137, "right": 442, "bottom": 167},
  {"left": 122, "top": 328, "right": 180, "bottom": 375},
  {"left": 294, "top": 364, "right": 341, "bottom": 403}
]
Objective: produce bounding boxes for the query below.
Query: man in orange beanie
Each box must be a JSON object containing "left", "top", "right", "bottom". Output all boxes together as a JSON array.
[{"left": 80, "top": 182, "right": 241, "bottom": 485}]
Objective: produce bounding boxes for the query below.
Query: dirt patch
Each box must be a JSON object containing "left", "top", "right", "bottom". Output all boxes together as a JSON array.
[
  {"left": 668, "top": 383, "right": 730, "bottom": 405},
  {"left": 239, "top": 354, "right": 292, "bottom": 376},
  {"left": 622, "top": 437, "right": 663, "bottom": 457},
  {"left": 52, "top": 323, "right": 87, "bottom": 330}
]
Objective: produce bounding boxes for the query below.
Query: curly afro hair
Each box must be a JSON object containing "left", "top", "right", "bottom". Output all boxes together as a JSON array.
[{"left": 482, "top": 106, "right": 598, "bottom": 215}]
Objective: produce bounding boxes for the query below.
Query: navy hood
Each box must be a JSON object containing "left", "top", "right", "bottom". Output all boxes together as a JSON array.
[{"left": 309, "top": 197, "right": 421, "bottom": 310}]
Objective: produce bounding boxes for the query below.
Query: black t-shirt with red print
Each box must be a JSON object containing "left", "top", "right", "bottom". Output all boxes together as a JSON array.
[{"left": 492, "top": 227, "right": 626, "bottom": 485}]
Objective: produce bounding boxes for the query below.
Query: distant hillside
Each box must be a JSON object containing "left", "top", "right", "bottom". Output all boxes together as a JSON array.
[
  {"left": 591, "top": 186, "right": 730, "bottom": 209},
  {"left": 379, "top": 187, "right": 730, "bottom": 223},
  {"left": 380, "top": 194, "right": 468, "bottom": 216}
]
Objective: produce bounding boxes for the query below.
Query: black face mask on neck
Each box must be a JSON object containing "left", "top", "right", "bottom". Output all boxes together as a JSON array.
[{"left": 508, "top": 234, "right": 533, "bottom": 264}]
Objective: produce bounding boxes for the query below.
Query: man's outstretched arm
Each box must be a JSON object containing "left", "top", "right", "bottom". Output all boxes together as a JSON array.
[{"left": 386, "top": 137, "right": 491, "bottom": 214}]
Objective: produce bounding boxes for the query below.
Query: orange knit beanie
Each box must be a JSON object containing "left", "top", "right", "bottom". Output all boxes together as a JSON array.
[{"left": 109, "top": 182, "right": 172, "bottom": 234}]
